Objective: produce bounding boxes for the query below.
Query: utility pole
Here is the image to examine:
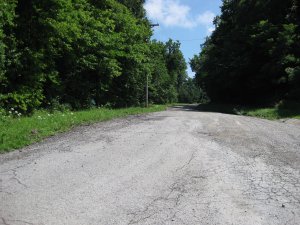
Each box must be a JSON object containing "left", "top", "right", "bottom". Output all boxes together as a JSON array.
[
  {"left": 146, "top": 73, "right": 149, "bottom": 108},
  {"left": 146, "top": 23, "right": 159, "bottom": 108}
]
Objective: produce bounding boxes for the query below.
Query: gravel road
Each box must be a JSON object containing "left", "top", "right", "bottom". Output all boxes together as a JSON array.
[{"left": 1, "top": 105, "right": 300, "bottom": 225}]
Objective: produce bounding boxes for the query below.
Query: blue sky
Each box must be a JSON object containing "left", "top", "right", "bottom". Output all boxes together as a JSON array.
[{"left": 144, "top": 0, "right": 222, "bottom": 77}]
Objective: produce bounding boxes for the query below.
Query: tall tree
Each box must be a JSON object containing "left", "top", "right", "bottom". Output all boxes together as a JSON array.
[
  {"left": 0, "top": 0, "right": 17, "bottom": 90},
  {"left": 165, "top": 39, "right": 187, "bottom": 92},
  {"left": 0, "top": 0, "right": 188, "bottom": 113},
  {"left": 191, "top": 0, "right": 300, "bottom": 105},
  {"left": 117, "top": 0, "right": 146, "bottom": 19}
]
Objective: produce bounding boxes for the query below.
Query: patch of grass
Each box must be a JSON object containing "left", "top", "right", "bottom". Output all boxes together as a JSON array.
[
  {"left": 241, "top": 101, "right": 300, "bottom": 120},
  {"left": 0, "top": 105, "right": 167, "bottom": 153},
  {"left": 197, "top": 102, "right": 300, "bottom": 120},
  {"left": 238, "top": 108, "right": 281, "bottom": 120}
]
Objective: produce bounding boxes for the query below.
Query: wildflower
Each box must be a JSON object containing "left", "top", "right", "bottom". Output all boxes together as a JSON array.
[
  {"left": 9, "top": 111, "right": 12, "bottom": 114},
  {"left": 11, "top": 108, "right": 14, "bottom": 111}
]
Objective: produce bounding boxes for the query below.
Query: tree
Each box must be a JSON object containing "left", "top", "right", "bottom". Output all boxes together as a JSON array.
[
  {"left": 191, "top": 0, "right": 300, "bottom": 105},
  {"left": 117, "top": 0, "right": 147, "bottom": 19},
  {"left": 178, "top": 78, "right": 203, "bottom": 103},
  {"left": 165, "top": 39, "right": 188, "bottom": 92},
  {"left": 0, "top": 0, "right": 187, "bottom": 113}
]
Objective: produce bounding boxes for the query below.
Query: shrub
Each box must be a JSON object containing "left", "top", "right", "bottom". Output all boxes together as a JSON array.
[{"left": 0, "top": 90, "right": 44, "bottom": 114}]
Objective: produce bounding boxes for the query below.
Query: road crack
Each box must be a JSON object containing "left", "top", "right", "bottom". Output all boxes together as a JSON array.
[
  {"left": 10, "top": 169, "right": 28, "bottom": 189},
  {"left": 1, "top": 218, "right": 9, "bottom": 225},
  {"left": 175, "top": 150, "right": 197, "bottom": 172}
]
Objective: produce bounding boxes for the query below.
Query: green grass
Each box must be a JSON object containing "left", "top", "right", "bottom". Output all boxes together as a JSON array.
[
  {"left": 238, "top": 108, "right": 285, "bottom": 120},
  {"left": 197, "top": 102, "right": 300, "bottom": 120},
  {"left": 239, "top": 107, "right": 300, "bottom": 120},
  {"left": 0, "top": 105, "right": 167, "bottom": 153}
]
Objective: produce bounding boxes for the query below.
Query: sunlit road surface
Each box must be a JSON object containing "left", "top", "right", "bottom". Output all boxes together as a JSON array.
[{"left": 1, "top": 105, "right": 300, "bottom": 225}]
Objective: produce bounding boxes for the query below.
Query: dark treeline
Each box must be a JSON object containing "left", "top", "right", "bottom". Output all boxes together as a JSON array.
[
  {"left": 191, "top": 0, "right": 300, "bottom": 106},
  {"left": 0, "top": 0, "right": 196, "bottom": 114}
]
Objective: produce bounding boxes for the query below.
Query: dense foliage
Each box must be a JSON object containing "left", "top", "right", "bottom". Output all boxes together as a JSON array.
[
  {"left": 191, "top": 0, "right": 300, "bottom": 105},
  {"left": 0, "top": 0, "right": 191, "bottom": 114},
  {"left": 178, "top": 78, "right": 203, "bottom": 104}
]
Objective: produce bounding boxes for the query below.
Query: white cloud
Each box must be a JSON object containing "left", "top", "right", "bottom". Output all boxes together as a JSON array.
[
  {"left": 197, "top": 11, "right": 215, "bottom": 26},
  {"left": 197, "top": 11, "right": 216, "bottom": 34},
  {"left": 207, "top": 26, "right": 215, "bottom": 34},
  {"left": 144, "top": 0, "right": 215, "bottom": 33}
]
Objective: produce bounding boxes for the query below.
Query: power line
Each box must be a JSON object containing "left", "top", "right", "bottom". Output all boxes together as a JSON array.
[
  {"left": 152, "top": 38, "right": 206, "bottom": 42},
  {"left": 177, "top": 38, "right": 206, "bottom": 42}
]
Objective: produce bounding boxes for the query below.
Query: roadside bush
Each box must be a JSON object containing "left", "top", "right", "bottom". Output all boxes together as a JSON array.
[
  {"left": 47, "top": 98, "right": 72, "bottom": 113},
  {"left": 0, "top": 90, "right": 44, "bottom": 114}
]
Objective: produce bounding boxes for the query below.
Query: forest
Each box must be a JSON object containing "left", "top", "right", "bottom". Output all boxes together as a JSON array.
[
  {"left": 0, "top": 0, "right": 200, "bottom": 114},
  {"left": 2, "top": 0, "right": 300, "bottom": 115},
  {"left": 191, "top": 0, "right": 300, "bottom": 107}
]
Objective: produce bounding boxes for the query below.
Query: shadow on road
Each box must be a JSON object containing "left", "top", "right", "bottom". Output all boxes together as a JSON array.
[
  {"left": 196, "top": 104, "right": 237, "bottom": 114},
  {"left": 170, "top": 104, "right": 236, "bottom": 114},
  {"left": 170, "top": 104, "right": 201, "bottom": 112}
]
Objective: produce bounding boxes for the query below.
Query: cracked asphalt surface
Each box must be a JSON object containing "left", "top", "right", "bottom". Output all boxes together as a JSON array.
[{"left": 1, "top": 105, "right": 300, "bottom": 225}]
